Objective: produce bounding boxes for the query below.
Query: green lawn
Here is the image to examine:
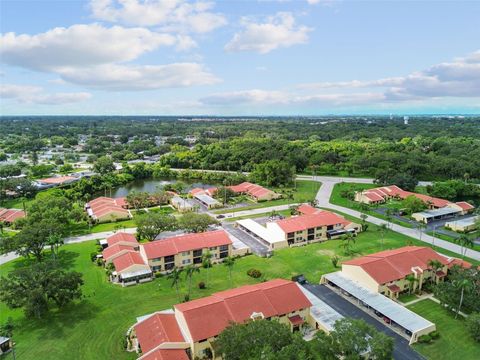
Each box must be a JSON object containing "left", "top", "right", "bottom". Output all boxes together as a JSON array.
[
  {"left": 408, "top": 299, "right": 480, "bottom": 360},
  {"left": 1, "top": 217, "right": 479, "bottom": 360},
  {"left": 216, "top": 180, "right": 321, "bottom": 214},
  {"left": 330, "top": 183, "right": 416, "bottom": 228},
  {"left": 398, "top": 293, "right": 418, "bottom": 304}
]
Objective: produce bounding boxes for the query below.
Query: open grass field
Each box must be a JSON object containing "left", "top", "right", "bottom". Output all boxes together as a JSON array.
[
  {"left": 215, "top": 180, "right": 321, "bottom": 214},
  {"left": 1, "top": 216, "right": 478, "bottom": 360},
  {"left": 408, "top": 299, "right": 480, "bottom": 360}
]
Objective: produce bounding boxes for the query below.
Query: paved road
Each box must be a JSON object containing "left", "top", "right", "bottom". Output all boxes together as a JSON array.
[
  {"left": 314, "top": 179, "right": 480, "bottom": 261},
  {"left": 215, "top": 203, "right": 297, "bottom": 218},
  {"left": 304, "top": 284, "right": 425, "bottom": 360},
  {"left": 223, "top": 223, "right": 269, "bottom": 256}
]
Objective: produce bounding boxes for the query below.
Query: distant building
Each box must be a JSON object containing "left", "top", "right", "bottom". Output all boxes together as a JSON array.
[
  {"left": 170, "top": 196, "right": 195, "bottom": 212},
  {"left": 0, "top": 208, "right": 25, "bottom": 225},
  {"left": 445, "top": 216, "right": 479, "bottom": 233},
  {"left": 86, "top": 197, "right": 131, "bottom": 223},
  {"left": 404, "top": 116, "right": 409, "bottom": 125},
  {"left": 35, "top": 175, "right": 79, "bottom": 188},
  {"left": 228, "top": 182, "right": 280, "bottom": 202}
]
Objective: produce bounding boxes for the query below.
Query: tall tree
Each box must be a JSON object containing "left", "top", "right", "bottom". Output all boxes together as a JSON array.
[
  {"left": 135, "top": 213, "right": 177, "bottom": 241},
  {"left": 202, "top": 250, "right": 213, "bottom": 289},
  {"left": 223, "top": 256, "right": 235, "bottom": 288},
  {"left": 184, "top": 265, "right": 200, "bottom": 301},
  {"left": 178, "top": 213, "right": 219, "bottom": 233},
  {"left": 167, "top": 267, "right": 183, "bottom": 303}
]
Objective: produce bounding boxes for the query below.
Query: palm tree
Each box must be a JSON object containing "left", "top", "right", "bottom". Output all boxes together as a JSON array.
[
  {"left": 184, "top": 265, "right": 200, "bottom": 300},
  {"left": 168, "top": 267, "right": 183, "bottom": 302},
  {"left": 455, "top": 234, "right": 474, "bottom": 260},
  {"left": 427, "top": 259, "right": 443, "bottom": 284},
  {"left": 105, "top": 262, "right": 115, "bottom": 279},
  {"left": 224, "top": 256, "right": 235, "bottom": 287},
  {"left": 385, "top": 208, "right": 393, "bottom": 229},
  {"left": 377, "top": 223, "right": 388, "bottom": 249},
  {"left": 340, "top": 232, "right": 356, "bottom": 256},
  {"left": 454, "top": 279, "right": 471, "bottom": 319},
  {"left": 202, "top": 250, "right": 213, "bottom": 288},
  {"left": 405, "top": 274, "right": 419, "bottom": 294},
  {"left": 417, "top": 222, "right": 426, "bottom": 242}
]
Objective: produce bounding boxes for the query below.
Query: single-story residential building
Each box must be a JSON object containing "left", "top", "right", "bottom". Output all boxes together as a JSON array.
[
  {"left": 170, "top": 196, "right": 195, "bottom": 212},
  {"left": 193, "top": 193, "right": 221, "bottom": 209},
  {"left": 103, "top": 243, "right": 139, "bottom": 263},
  {"left": 107, "top": 232, "right": 139, "bottom": 248},
  {"left": 236, "top": 218, "right": 288, "bottom": 250},
  {"left": 140, "top": 230, "right": 233, "bottom": 273},
  {"left": 335, "top": 246, "right": 469, "bottom": 299},
  {"left": 445, "top": 216, "right": 479, "bottom": 233},
  {"left": 0, "top": 208, "right": 25, "bottom": 225},
  {"left": 86, "top": 197, "right": 131, "bottom": 223},
  {"left": 266, "top": 210, "right": 361, "bottom": 247},
  {"left": 228, "top": 182, "right": 281, "bottom": 202},
  {"left": 189, "top": 187, "right": 217, "bottom": 197},
  {"left": 35, "top": 175, "right": 79, "bottom": 188},
  {"left": 129, "top": 279, "right": 313, "bottom": 359}
]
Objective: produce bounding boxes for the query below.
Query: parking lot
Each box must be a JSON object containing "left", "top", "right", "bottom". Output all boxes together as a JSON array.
[
  {"left": 303, "top": 284, "right": 425, "bottom": 360},
  {"left": 222, "top": 223, "right": 270, "bottom": 256}
]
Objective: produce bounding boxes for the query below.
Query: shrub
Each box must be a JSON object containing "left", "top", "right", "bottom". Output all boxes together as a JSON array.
[
  {"left": 430, "top": 331, "right": 440, "bottom": 339},
  {"left": 198, "top": 281, "right": 206, "bottom": 289},
  {"left": 154, "top": 272, "right": 163, "bottom": 278},
  {"left": 90, "top": 252, "right": 98, "bottom": 262},
  {"left": 95, "top": 258, "right": 103, "bottom": 266},
  {"left": 247, "top": 268, "right": 262, "bottom": 278},
  {"left": 418, "top": 334, "right": 432, "bottom": 343},
  {"left": 96, "top": 245, "right": 103, "bottom": 252},
  {"left": 466, "top": 313, "right": 480, "bottom": 342}
]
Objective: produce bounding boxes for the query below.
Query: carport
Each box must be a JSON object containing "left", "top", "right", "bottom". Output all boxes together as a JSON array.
[
  {"left": 322, "top": 272, "right": 436, "bottom": 344},
  {"left": 236, "top": 219, "right": 287, "bottom": 250}
]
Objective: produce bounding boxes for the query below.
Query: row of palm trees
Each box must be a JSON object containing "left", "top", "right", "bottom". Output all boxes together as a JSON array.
[{"left": 167, "top": 254, "right": 236, "bottom": 302}]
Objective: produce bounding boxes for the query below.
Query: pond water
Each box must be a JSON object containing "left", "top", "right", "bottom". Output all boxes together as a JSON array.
[{"left": 110, "top": 178, "right": 216, "bottom": 198}]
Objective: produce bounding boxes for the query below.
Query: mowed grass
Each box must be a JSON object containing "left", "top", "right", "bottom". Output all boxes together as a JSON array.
[
  {"left": 217, "top": 180, "right": 321, "bottom": 214},
  {"left": 408, "top": 299, "right": 480, "bottom": 360},
  {"left": 1, "top": 219, "right": 479, "bottom": 360}
]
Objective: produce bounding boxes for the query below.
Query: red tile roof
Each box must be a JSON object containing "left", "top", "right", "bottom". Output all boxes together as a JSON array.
[
  {"left": 106, "top": 232, "right": 138, "bottom": 247},
  {"left": 113, "top": 251, "right": 147, "bottom": 273},
  {"left": 297, "top": 204, "right": 322, "bottom": 215},
  {"left": 38, "top": 176, "right": 76, "bottom": 184},
  {"left": 343, "top": 246, "right": 450, "bottom": 285},
  {"left": 102, "top": 244, "right": 136, "bottom": 262},
  {"left": 0, "top": 208, "right": 25, "bottom": 223},
  {"left": 275, "top": 211, "right": 350, "bottom": 233},
  {"left": 448, "top": 258, "right": 472, "bottom": 269},
  {"left": 135, "top": 313, "right": 186, "bottom": 354},
  {"left": 361, "top": 185, "right": 452, "bottom": 208},
  {"left": 228, "top": 182, "right": 275, "bottom": 199},
  {"left": 140, "top": 349, "right": 189, "bottom": 360},
  {"left": 87, "top": 197, "right": 130, "bottom": 219},
  {"left": 288, "top": 314, "right": 305, "bottom": 326},
  {"left": 189, "top": 187, "right": 218, "bottom": 197},
  {"left": 174, "top": 279, "right": 311, "bottom": 341},
  {"left": 142, "top": 230, "right": 232, "bottom": 260},
  {"left": 455, "top": 201, "right": 475, "bottom": 211}
]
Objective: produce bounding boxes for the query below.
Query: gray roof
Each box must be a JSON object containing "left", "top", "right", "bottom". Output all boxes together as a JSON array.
[
  {"left": 194, "top": 194, "right": 220, "bottom": 206},
  {"left": 323, "top": 272, "right": 435, "bottom": 334},
  {"left": 120, "top": 268, "right": 152, "bottom": 280},
  {"left": 446, "top": 216, "right": 479, "bottom": 227},
  {"left": 414, "top": 207, "right": 460, "bottom": 219},
  {"left": 298, "top": 285, "right": 343, "bottom": 331}
]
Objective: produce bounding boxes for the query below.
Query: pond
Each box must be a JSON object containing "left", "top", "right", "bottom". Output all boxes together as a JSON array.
[{"left": 109, "top": 178, "right": 217, "bottom": 198}]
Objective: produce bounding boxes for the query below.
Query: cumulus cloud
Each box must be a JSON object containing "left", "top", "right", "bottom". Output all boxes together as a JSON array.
[
  {"left": 0, "top": 84, "right": 91, "bottom": 105},
  {"left": 0, "top": 23, "right": 219, "bottom": 91},
  {"left": 0, "top": 24, "right": 179, "bottom": 72},
  {"left": 225, "top": 12, "right": 311, "bottom": 54},
  {"left": 90, "top": 0, "right": 227, "bottom": 32},
  {"left": 59, "top": 63, "right": 220, "bottom": 91}
]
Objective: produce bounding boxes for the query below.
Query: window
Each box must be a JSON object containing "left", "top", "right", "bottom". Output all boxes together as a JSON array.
[
  {"left": 182, "top": 251, "right": 190, "bottom": 256},
  {"left": 209, "top": 247, "right": 217, "bottom": 251},
  {"left": 219, "top": 245, "right": 229, "bottom": 251},
  {"left": 219, "top": 251, "right": 228, "bottom": 259},
  {"left": 165, "top": 263, "right": 175, "bottom": 271},
  {"left": 152, "top": 265, "right": 161, "bottom": 271},
  {"left": 152, "top": 257, "right": 162, "bottom": 262},
  {"left": 193, "top": 249, "right": 202, "bottom": 257},
  {"left": 164, "top": 255, "right": 175, "bottom": 263},
  {"left": 182, "top": 259, "right": 191, "bottom": 265}
]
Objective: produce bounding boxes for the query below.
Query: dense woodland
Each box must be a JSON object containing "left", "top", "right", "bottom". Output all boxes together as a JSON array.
[{"left": 1, "top": 116, "right": 480, "bottom": 181}]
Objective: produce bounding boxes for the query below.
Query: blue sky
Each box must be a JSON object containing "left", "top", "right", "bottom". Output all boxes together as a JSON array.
[{"left": 1, "top": 0, "right": 479, "bottom": 115}]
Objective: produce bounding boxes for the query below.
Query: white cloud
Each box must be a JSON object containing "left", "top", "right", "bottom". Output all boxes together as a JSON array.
[
  {"left": 0, "top": 84, "right": 91, "bottom": 105},
  {"left": 58, "top": 63, "right": 220, "bottom": 91},
  {"left": 90, "top": 0, "right": 227, "bottom": 33},
  {"left": 200, "top": 89, "right": 384, "bottom": 107},
  {"left": 0, "top": 24, "right": 178, "bottom": 72},
  {"left": 225, "top": 12, "right": 312, "bottom": 54}
]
